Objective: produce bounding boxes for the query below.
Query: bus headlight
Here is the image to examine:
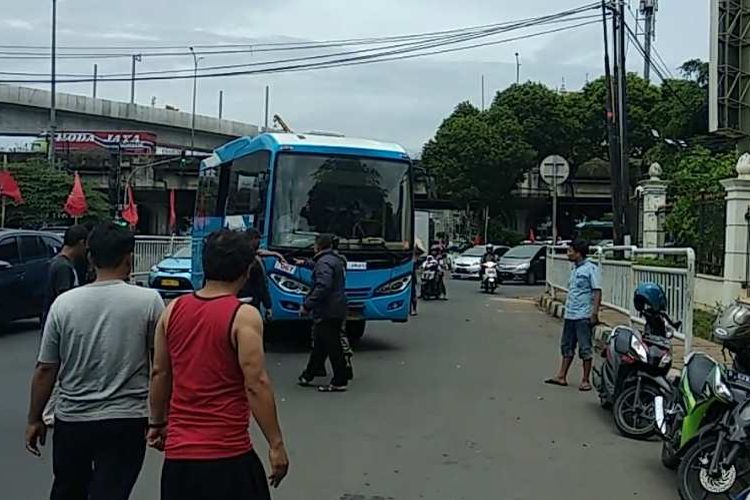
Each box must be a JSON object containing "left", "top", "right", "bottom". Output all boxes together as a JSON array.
[
  {"left": 375, "top": 275, "right": 411, "bottom": 295},
  {"left": 270, "top": 274, "right": 311, "bottom": 295}
]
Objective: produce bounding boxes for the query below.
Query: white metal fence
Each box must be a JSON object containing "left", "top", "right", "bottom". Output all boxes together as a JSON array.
[
  {"left": 132, "top": 235, "right": 191, "bottom": 281},
  {"left": 546, "top": 246, "right": 696, "bottom": 355}
]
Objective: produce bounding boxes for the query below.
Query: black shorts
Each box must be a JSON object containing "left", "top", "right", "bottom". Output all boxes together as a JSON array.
[{"left": 161, "top": 449, "right": 270, "bottom": 500}]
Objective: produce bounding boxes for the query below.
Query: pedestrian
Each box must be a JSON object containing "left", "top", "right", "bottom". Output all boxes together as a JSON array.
[
  {"left": 25, "top": 222, "right": 165, "bottom": 500},
  {"left": 545, "top": 239, "right": 601, "bottom": 391},
  {"left": 41, "top": 224, "right": 89, "bottom": 427},
  {"left": 148, "top": 229, "right": 289, "bottom": 500},
  {"left": 297, "top": 233, "right": 349, "bottom": 392},
  {"left": 42, "top": 225, "right": 88, "bottom": 326},
  {"left": 411, "top": 239, "right": 426, "bottom": 316},
  {"left": 238, "top": 228, "right": 274, "bottom": 318}
]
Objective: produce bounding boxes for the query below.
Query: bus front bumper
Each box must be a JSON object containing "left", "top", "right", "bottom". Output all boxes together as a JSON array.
[{"left": 270, "top": 288, "right": 411, "bottom": 323}]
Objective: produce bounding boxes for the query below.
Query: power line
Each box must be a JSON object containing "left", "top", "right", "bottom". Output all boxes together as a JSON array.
[{"left": 0, "top": 5, "right": 603, "bottom": 84}]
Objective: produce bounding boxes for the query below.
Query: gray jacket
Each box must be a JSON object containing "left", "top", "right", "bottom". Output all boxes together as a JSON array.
[{"left": 304, "top": 249, "right": 348, "bottom": 320}]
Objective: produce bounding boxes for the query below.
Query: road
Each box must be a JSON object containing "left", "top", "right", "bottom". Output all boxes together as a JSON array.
[{"left": 0, "top": 280, "right": 677, "bottom": 500}]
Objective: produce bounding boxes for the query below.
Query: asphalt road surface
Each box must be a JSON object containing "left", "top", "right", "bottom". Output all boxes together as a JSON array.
[{"left": 0, "top": 280, "right": 677, "bottom": 500}]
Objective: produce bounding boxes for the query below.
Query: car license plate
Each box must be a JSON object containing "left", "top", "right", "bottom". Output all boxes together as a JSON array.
[{"left": 161, "top": 278, "right": 179, "bottom": 287}]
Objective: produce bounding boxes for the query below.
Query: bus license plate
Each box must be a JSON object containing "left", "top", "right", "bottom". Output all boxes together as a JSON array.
[{"left": 161, "top": 279, "right": 179, "bottom": 287}]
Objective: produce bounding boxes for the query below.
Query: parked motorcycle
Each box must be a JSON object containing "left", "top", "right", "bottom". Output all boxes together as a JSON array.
[
  {"left": 656, "top": 300, "right": 750, "bottom": 471},
  {"left": 481, "top": 261, "right": 498, "bottom": 294},
  {"left": 420, "top": 257, "right": 442, "bottom": 300},
  {"left": 592, "top": 282, "right": 677, "bottom": 439},
  {"left": 675, "top": 363, "right": 750, "bottom": 499}
]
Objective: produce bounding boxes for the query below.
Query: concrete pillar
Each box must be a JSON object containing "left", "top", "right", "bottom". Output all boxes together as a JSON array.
[
  {"left": 720, "top": 153, "right": 750, "bottom": 304},
  {"left": 638, "top": 163, "right": 668, "bottom": 248}
]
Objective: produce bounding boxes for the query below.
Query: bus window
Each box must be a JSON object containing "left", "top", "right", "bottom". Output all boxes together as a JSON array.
[
  {"left": 224, "top": 151, "right": 270, "bottom": 231},
  {"left": 196, "top": 166, "right": 219, "bottom": 217}
]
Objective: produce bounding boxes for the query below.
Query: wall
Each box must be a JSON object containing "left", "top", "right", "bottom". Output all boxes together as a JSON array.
[{"left": 695, "top": 273, "right": 728, "bottom": 311}]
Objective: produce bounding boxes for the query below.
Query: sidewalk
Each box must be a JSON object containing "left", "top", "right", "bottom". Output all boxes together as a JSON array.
[{"left": 539, "top": 293, "right": 726, "bottom": 372}]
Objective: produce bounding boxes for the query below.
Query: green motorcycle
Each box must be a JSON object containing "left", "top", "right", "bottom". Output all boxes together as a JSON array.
[{"left": 655, "top": 353, "right": 750, "bottom": 470}]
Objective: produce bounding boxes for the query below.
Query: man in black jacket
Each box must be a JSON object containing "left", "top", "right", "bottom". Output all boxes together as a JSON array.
[
  {"left": 238, "top": 229, "right": 272, "bottom": 316},
  {"left": 298, "top": 234, "right": 349, "bottom": 392}
]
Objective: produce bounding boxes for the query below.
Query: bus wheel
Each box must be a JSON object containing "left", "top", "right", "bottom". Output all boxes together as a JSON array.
[{"left": 345, "top": 320, "right": 366, "bottom": 345}]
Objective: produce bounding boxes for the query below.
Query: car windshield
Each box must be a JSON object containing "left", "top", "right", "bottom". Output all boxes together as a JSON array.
[
  {"left": 270, "top": 153, "right": 413, "bottom": 250},
  {"left": 462, "top": 246, "right": 486, "bottom": 257},
  {"left": 172, "top": 246, "right": 192, "bottom": 259},
  {"left": 503, "top": 245, "right": 542, "bottom": 259}
]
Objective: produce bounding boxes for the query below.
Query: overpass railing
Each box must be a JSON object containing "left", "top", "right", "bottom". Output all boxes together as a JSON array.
[{"left": 546, "top": 245, "right": 696, "bottom": 356}]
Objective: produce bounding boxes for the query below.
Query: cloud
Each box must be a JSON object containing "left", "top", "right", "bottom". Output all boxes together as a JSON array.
[{"left": 3, "top": 19, "right": 33, "bottom": 30}]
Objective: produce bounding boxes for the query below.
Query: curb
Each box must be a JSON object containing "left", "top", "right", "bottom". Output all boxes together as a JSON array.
[{"left": 538, "top": 293, "right": 612, "bottom": 345}]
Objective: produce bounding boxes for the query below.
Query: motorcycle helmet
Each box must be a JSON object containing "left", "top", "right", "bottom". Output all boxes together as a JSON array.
[
  {"left": 713, "top": 301, "right": 750, "bottom": 354},
  {"left": 485, "top": 244, "right": 494, "bottom": 252},
  {"left": 633, "top": 282, "right": 667, "bottom": 313}
]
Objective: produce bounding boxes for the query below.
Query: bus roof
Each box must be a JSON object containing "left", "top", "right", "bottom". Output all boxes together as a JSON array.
[{"left": 204, "top": 132, "right": 410, "bottom": 168}]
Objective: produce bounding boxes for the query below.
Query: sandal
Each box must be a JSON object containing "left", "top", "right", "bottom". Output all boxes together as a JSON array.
[
  {"left": 579, "top": 383, "right": 593, "bottom": 392},
  {"left": 297, "top": 375, "right": 314, "bottom": 387},
  {"left": 317, "top": 384, "right": 348, "bottom": 392},
  {"left": 544, "top": 378, "right": 568, "bottom": 387}
]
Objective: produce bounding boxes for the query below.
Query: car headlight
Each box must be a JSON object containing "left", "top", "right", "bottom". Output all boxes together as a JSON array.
[
  {"left": 376, "top": 275, "right": 412, "bottom": 295},
  {"left": 270, "top": 273, "right": 311, "bottom": 295},
  {"left": 516, "top": 263, "right": 530, "bottom": 271},
  {"left": 708, "top": 365, "right": 733, "bottom": 403},
  {"left": 630, "top": 335, "right": 648, "bottom": 363},
  {"left": 150, "top": 265, "right": 159, "bottom": 272}
]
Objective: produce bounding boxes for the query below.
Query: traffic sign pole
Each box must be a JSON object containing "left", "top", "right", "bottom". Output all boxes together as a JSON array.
[
  {"left": 552, "top": 168, "right": 557, "bottom": 244},
  {"left": 539, "top": 155, "right": 569, "bottom": 244}
]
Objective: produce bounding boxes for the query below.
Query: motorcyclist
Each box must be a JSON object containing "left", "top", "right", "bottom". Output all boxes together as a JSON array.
[
  {"left": 429, "top": 244, "right": 448, "bottom": 299},
  {"left": 479, "top": 244, "right": 496, "bottom": 282}
]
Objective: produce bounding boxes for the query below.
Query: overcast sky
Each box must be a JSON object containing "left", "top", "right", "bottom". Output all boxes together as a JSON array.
[{"left": 0, "top": 0, "right": 708, "bottom": 155}]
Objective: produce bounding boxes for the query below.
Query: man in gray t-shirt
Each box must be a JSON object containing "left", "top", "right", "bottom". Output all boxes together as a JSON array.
[{"left": 26, "top": 222, "right": 164, "bottom": 500}]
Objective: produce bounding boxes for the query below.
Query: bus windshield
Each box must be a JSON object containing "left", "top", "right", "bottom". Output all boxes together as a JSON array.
[{"left": 270, "top": 153, "right": 412, "bottom": 250}]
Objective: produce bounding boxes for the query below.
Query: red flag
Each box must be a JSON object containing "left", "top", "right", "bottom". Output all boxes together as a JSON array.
[
  {"left": 122, "top": 185, "right": 139, "bottom": 227},
  {"left": 528, "top": 228, "right": 536, "bottom": 242},
  {"left": 0, "top": 171, "right": 23, "bottom": 204},
  {"left": 64, "top": 172, "right": 88, "bottom": 217},
  {"left": 169, "top": 189, "right": 176, "bottom": 233}
]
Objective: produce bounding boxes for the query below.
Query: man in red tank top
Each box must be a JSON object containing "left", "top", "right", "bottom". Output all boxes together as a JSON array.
[{"left": 148, "top": 229, "right": 289, "bottom": 500}]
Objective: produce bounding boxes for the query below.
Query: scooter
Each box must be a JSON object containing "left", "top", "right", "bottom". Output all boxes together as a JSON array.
[
  {"left": 592, "top": 310, "right": 677, "bottom": 439},
  {"left": 420, "top": 258, "right": 442, "bottom": 300},
  {"left": 481, "top": 261, "right": 498, "bottom": 294}
]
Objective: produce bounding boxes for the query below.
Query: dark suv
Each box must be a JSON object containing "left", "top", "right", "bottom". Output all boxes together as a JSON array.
[{"left": 0, "top": 229, "right": 63, "bottom": 325}]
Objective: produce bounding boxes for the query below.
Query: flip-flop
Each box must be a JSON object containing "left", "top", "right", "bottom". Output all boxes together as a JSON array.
[
  {"left": 544, "top": 378, "right": 568, "bottom": 387},
  {"left": 579, "top": 384, "right": 593, "bottom": 392},
  {"left": 297, "top": 376, "right": 314, "bottom": 387}
]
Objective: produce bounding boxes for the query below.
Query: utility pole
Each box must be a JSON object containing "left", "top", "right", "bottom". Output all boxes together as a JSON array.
[
  {"left": 264, "top": 86, "right": 270, "bottom": 132},
  {"left": 515, "top": 52, "right": 521, "bottom": 84},
  {"left": 617, "top": 0, "right": 631, "bottom": 243},
  {"left": 130, "top": 54, "right": 141, "bottom": 104},
  {"left": 640, "top": 0, "right": 658, "bottom": 82},
  {"left": 92, "top": 64, "right": 98, "bottom": 99},
  {"left": 189, "top": 47, "right": 201, "bottom": 154},
  {"left": 481, "top": 74, "right": 485, "bottom": 111},
  {"left": 218, "top": 90, "right": 224, "bottom": 119},
  {"left": 49, "top": 0, "right": 57, "bottom": 168},
  {"left": 603, "top": 0, "right": 623, "bottom": 245}
]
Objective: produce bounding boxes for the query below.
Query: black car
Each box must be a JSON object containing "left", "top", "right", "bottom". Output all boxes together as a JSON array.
[
  {"left": 0, "top": 229, "right": 63, "bottom": 325},
  {"left": 497, "top": 244, "right": 546, "bottom": 285}
]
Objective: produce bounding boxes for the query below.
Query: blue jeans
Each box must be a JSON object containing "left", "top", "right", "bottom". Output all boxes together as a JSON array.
[{"left": 561, "top": 319, "right": 593, "bottom": 360}]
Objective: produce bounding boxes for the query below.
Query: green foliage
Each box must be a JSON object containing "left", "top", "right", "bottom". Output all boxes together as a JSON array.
[
  {"left": 3, "top": 160, "right": 109, "bottom": 228},
  {"left": 421, "top": 101, "right": 535, "bottom": 209},
  {"left": 693, "top": 308, "right": 719, "bottom": 341},
  {"left": 486, "top": 218, "right": 524, "bottom": 246}
]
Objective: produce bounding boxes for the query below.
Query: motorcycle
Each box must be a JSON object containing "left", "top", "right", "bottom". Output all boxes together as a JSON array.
[
  {"left": 481, "top": 261, "right": 498, "bottom": 294},
  {"left": 420, "top": 258, "right": 442, "bottom": 300},
  {"left": 675, "top": 363, "right": 750, "bottom": 499},
  {"left": 656, "top": 301, "right": 750, "bottom": 471},
  {"left": 592, "top": 312, "right": 675, "bottom": 439}
]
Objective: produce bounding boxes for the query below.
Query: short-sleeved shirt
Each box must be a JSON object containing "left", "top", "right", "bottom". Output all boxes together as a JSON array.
[
  {"left": 38, "top": 280, "right": 165, "bottom": 421},
  {"left": 564, "top": 258, "right": 601, "bottom": 320},
  {"left": 43, "top": 255, "right": 79, "bottom": 323}
]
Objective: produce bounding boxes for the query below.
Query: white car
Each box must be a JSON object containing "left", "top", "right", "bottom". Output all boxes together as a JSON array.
[{"left": 451, "top": 246, "right": 486, "bottom": 279}]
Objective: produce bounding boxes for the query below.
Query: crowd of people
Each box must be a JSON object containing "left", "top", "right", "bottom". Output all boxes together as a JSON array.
[{"left": 24, "top": 223, "right": 359, "bottom": 500}]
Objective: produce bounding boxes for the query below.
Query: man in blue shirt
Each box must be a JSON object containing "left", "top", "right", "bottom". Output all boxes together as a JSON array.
[{"left": 545, "top": 239, "right": 601, "bottom": 391}]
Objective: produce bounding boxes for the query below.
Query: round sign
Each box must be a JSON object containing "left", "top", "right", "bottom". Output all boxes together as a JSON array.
[{"left": 539, "top": 155, "right": 570, "bottom": 186}]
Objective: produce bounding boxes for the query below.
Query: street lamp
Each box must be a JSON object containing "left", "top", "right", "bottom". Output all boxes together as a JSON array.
[
  {"left": 49, "top": 0, "right": 57, "bottom": 168},
  {"left": 188, "top": 47, "right": 204, "bottom": 156}
]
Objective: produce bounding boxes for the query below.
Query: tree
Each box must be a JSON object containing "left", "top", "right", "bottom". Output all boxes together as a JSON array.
[
  {"left": 679, "top": 59, "right": 709, "bottom": 89},
  {"left": 421, "top": 102, "right": 535, "bottom": 210},
  {"left": 3, "top": 160, "right": 109, "bottom": 228}
]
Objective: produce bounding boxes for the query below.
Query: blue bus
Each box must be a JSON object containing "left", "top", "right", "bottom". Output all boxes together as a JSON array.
[{"left": 191, "top": 132, "right": 415, "bottom": 340}]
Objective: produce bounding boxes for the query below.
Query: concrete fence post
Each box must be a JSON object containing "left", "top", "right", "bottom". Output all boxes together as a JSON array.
[
  {"left": 638, "top": 163, "right": 668, "bottom": 249},
  {"left": 720, "top": 154, "right": 750, "bottom": 304}
]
